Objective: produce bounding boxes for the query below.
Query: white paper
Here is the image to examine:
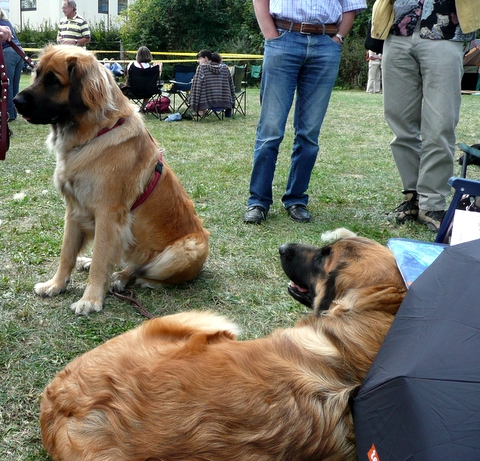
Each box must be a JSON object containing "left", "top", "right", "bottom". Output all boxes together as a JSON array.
[{"left": 450, "top": 209, "right": 480, "bottom": 245}]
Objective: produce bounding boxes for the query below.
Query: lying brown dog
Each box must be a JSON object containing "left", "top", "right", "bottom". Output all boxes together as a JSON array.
[
  {"left": 40, "top": 231, "right": 406, "bottom": 460},
  {"left": 13, "top": 45, "right": 209, "bottom": 315}
]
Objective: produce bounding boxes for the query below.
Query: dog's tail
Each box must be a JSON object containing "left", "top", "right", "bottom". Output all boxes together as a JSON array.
[
  {"left": 141, "top": 311, "right": 241, "bottom": 342},
  {"left": 136, "top": 234, "right": 209, "bottom": 286}
]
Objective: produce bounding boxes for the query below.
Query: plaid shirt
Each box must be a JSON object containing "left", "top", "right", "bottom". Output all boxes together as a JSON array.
[{"left": 270, "top": 0, "right": 366, "bottom": 25}]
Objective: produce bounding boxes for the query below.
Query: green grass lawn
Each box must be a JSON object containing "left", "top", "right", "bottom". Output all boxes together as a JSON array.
[{"left": 1, "top": 74, "right": 480, "bottom": 460}]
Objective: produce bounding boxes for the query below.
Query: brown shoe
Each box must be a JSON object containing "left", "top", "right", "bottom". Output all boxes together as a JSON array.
[{"left": 417, "top": 209, "right": 445, "bottom": 233}]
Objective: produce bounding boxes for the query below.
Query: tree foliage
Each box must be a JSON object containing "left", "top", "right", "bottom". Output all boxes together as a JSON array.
[
  {"left": 16, "top": 0, "right": 377, "bottom": 88},
  {"left": 119, "top": 0, "right": 246, "bottom": 52}
]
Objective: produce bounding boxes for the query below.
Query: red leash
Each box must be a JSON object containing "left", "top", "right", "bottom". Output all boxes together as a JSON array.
[
  {"left": 0, "top": 42, "right": 36, "bottom": 160},
  {"left": 0, "top": 45, "right": 8, "bottom": 160},
  {"left": 9, "top": 42, "right": 36, "bottom": 70}
]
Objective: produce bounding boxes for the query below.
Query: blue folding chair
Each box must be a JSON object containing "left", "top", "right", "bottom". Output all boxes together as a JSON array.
[
  {"left": 435, "top": 143, "right": 480, "bottom": 243},
  {"left": 167, "top": 64, "right": 196, "bottom": 115}
]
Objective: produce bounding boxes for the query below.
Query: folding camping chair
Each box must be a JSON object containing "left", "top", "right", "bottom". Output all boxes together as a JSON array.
[
  {"left": 249, "top": 64, "right": 262, "bottom": 87},
  {"left": 232, "top": 65, "right": 247, "bottom": 116},
  {"left": 167, "top": 64, "right": 196, "bottom": 115},
  {"left": 124, "top": 64, "right": 163, "bottom": 119},
  {"left": 436, "top": 143, "right": 480, "bottom": 243},
  {"left": 193, "top": 108, "right": 231, "bottom": 121}
]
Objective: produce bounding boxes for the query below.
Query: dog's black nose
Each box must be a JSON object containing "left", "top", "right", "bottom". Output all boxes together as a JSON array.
[
  {"left": 13, "top": 92, "right": 28, "bottom": 112},
  {"left": 279, "top": 244, "right": 296, "bottom": 258}
]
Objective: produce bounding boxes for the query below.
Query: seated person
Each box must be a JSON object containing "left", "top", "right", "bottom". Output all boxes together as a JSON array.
[
  {"left": 109, "top": 58, "right": 124, "bottom": 78},
  {"left": 124, "top": 46, "right": 162, "bottom": 112},
  {"left": 189, "top": 52, "right": 235, "bottom": 117},
  {"left": 197, "top": 49, "right": 212, "bottom": 65}
]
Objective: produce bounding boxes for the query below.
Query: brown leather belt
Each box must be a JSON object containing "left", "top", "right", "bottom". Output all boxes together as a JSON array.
[{"left": 274, "top": 19, "right": 339, "bottom": 35}]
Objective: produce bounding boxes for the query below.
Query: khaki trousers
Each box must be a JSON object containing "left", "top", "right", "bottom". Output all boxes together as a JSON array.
[
  {"left": 366, "top": 61, "right": 382, "bottom": 93},
  {"left": 382, "top": 29, "right": 464, "bottom": 210}
]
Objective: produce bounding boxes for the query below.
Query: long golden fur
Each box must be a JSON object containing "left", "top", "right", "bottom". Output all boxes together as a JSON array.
[
  {"left": 40, "top": 233, "right": 406, "bottom": 461},
  {"left": 13, "top": 45, "right": 209, "bottom": 315}
]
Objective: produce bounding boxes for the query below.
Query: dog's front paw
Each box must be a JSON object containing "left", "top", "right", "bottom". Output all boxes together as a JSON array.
[
  {"left": 70, "top": 299, "right": 104, "bottom": 315},
  {"left": 34, "top": 279, "right": 68, "bottom": 297}
]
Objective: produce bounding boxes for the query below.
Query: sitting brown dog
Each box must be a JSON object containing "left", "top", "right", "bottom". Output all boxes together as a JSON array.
[
  {"left": 13, "top": 45, "right": 209, "bottom": 315},
  {"left": 40, "top": 231, "right": 406, "bottom": 460}
]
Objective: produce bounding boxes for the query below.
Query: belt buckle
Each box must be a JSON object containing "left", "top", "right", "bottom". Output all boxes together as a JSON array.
[{"left": 299, "top": 22, "right": 312, "bottom": 34}]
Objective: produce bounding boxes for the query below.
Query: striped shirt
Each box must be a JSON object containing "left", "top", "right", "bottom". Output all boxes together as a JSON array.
[
  {"left": 189, "top": 64, "right": 235, "bottom": 112},
  {"left": 58, "top": 14, "right": 90, "bottom": 41},
  {"left": 270, "top": 0, "right": 366, "bottom": 25}
]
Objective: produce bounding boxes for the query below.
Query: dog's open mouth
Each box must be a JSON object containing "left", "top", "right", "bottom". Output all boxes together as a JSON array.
[{"left": 287, "top": 281, "right": 312, "bottom": 308}]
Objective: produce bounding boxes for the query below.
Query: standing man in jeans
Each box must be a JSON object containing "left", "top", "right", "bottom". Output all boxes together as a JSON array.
[{"left": 244, "top": 0, "right": 365, "bottom": 224}]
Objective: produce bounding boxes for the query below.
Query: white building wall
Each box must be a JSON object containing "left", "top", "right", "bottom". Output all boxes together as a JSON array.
[{"left": 5, "top": 0, "right": 133, "bottom": 30}]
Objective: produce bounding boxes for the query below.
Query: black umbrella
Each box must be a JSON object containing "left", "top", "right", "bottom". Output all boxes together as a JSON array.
[{"left": 353, "top": 238, "right": 480, "bottom": 460}]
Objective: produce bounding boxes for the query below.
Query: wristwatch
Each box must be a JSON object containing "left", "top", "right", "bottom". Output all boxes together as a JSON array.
[
  {"left": 74, "top": 39, "right": 78, "bottom": 45},
  {"left": 335, "top": 34, "right": 345, "bottom": 44}
]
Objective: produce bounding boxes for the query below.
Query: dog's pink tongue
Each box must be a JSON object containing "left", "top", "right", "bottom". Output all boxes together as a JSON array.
[{"left": 289, "top": 281, "right": 308, "bottom": 293}]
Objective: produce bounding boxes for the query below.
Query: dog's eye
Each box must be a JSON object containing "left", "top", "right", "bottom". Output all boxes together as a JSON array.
[
  {"left": 319, "top": 247, "right": 332, "bottom": 258},
  {"left": 43, "top": 71, "right": 62, "bottom": 87},
  {"left": 312, "top": 247, "right": 331, "bottom": 267}
]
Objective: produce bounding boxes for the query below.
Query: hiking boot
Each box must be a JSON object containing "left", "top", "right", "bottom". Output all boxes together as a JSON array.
[
  {"left": 387, "top": 191, "right": 419, "bottom": 224},
  {"left": 417, "top": 209, "right": 444, "bottom": 233}
]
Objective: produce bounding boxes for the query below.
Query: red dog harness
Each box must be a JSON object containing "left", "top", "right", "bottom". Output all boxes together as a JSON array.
[{"left": 95, "top": 119, "right": 164, "bottom": 211}]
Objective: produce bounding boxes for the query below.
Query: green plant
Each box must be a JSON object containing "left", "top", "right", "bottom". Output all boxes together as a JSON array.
[{"left": 119, "top": 0, "right": 245, "bottom": 52}]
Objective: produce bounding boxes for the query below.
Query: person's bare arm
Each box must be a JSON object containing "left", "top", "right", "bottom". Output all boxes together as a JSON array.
[
  {"left": 334, "top": 10, "right": 356, "bottom": 44},
  {"left": 253, "top": 0, "right": 279, "bottom": 39},
  {"left": 57, "top": 35, "right": 91, "bottom": 46}
]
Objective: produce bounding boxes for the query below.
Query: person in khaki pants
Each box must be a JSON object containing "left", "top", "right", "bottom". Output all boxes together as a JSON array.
[
  {"left": 366, "top": 50, "right": 382, "bottom": 94},
  {"left": 383, "top": 0, "right": 477, "bottom": 233}
]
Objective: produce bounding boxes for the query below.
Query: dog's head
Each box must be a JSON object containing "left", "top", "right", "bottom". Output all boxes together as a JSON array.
[
  {"left": 14, "top": 45, "right": 128, "bottom": 126},
  {"left": 279, "top": 232, "right": 406, "bottom": 315}
]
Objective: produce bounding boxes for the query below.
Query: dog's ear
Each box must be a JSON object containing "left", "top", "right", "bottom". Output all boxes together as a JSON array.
[
  {"left": 67, "top": 54, "right": 111, "bottom": 116},
  {"left": 67, "top": 56, "right": 89, "bottom": 115},
  {"left": 314, "top": 269, "right": 338, "bottom": 314},
  {"left": 313, "top": 261, "right": 347, "bottom": 314}
]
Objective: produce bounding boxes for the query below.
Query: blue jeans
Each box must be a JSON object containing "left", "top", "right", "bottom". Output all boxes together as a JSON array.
[
  {"left": 247, "top": 30, "right": 342, "bottom": 211},
  {"left": 4, "top": 46, "right": 24, "bottom": 120}
]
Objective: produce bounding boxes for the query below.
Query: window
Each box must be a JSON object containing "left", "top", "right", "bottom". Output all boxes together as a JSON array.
[
  {"left": 118, "top": 0, "right": 128, "bottom": 14},
  {"left": 21, "top": 0, "right": 37, "bottom": 11},
  {"left": 98, "top": 0, "right": 108, "bottom": 14}
]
